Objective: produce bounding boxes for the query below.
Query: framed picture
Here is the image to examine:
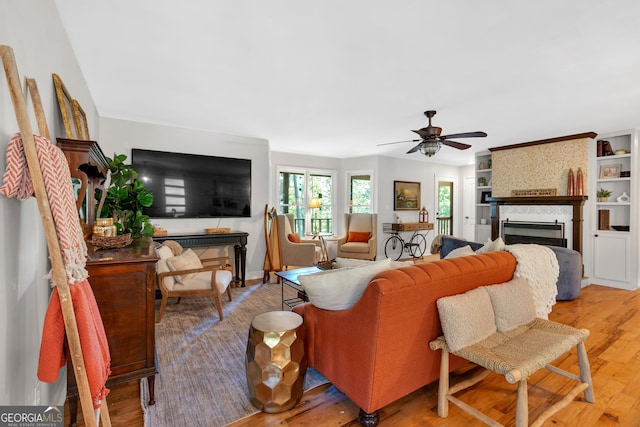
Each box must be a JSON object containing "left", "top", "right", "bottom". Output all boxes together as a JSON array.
[
  {"left": 394, "top": 181, "right": 420, "bottom": 210},
  {"left": 600, "top": 164, "right": 621, "bottom": 179},
  {"left": 52, "top": 73, "right": 76, "bottom": 139},
  {"left": 480, "top": 191, "right": 492, "bottom": 204},
  {"left": 72, "top": 99, "right": 90, "bottom": 140}
]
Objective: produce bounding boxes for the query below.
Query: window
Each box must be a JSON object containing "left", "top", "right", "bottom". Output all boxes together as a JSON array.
[
  {"left": 347, "top": 171, "right": 373, "bottom": 213},
  {"left": 278, "top": 167, "right": 335, "bottom": 236}
]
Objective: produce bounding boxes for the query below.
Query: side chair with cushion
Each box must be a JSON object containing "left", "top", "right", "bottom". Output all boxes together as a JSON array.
[
  {"left": 430, "top": 276, "right": 594, "bottom": 427},
  {"left": 277, "top": 214, "right": 322, "bottom": 268},
  {"left": 155, "top": 242, "right": 233, "bottom": 323},
  {"left": 336, "top": 213, "right": 377, "bottom": 260}
]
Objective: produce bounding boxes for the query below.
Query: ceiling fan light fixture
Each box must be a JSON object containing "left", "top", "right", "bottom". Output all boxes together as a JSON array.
[{"left": 419, "top": 140, "right": 441, "bottom": 157}]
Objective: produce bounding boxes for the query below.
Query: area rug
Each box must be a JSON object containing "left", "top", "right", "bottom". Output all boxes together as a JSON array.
[{"left": 140, "top": 282, "right": 327, "bottom": 426}]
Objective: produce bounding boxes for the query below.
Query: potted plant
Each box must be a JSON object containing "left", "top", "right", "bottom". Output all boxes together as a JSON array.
[
  {"left": 596, "top": 188, "right": 612, "bottom": 202},
  {"left": 96, "top": 153, "right": 154, "bottom": 240}
]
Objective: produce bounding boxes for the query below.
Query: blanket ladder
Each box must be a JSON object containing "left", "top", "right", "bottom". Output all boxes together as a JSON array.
[{"left": 1, "top": 45, "right": 110, "bottom": 427}]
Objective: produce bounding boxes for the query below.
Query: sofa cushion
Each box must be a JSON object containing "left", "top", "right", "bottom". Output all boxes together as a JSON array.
[
  {"left": 484, "top": 277, "right": 536, "bottom": 332},
  {"left": 298, "top": 258, "right": 392, "bottom": 310},
  {"left": 476, "top": 236, "right": 505, "bottom": 254},
  {"left": 348, "top": 231, "right": 371, "bottom": 243},
  {"left": 439, "top": 236, "right": 484, "bottom": 258},
  {"left": 444, "top": 245, "right": 476, "bottom": 259},
  {"left": 436, "top": 287, "right": 497, "bottom": 353},
  {"left": 166, "top": 248, "right": 203, "bottom": 283}
]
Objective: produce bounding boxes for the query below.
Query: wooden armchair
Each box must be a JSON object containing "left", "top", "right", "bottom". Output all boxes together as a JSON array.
[{"left": 155, "top": 244, "right": 233, "bottom": 322}]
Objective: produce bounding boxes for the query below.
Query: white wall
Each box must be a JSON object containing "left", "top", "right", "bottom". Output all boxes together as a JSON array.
[
  {"left": 99, "top": 118, "right": 271, "bottom": 279},
  {"left": 0, "top": 0, "right": 99, "bottom": 406}
]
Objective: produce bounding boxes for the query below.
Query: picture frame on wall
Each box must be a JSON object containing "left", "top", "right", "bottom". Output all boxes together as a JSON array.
[
  {"left": 394, "top": 180, "right": 420, "bottom": 210},
  {"left": 599, "top": 164, "right": 621, "bottom": 179}
]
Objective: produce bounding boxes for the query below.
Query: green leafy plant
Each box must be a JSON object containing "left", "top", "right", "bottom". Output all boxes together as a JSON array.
[
  {"left": 596, "top": 188, "right": 612, "bottom": 198},
  {"left": 97, "top": 153, "right": 154, "bottom": 238}
]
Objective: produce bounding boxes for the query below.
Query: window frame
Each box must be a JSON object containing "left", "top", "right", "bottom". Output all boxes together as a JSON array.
[{"left": 277, "top": 165, "right": 337, "bottom": 236}]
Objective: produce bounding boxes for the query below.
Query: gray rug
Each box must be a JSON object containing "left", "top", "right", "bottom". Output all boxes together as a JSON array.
[{"left": 141, "top": 282, "right": 327, "bottom": 426}]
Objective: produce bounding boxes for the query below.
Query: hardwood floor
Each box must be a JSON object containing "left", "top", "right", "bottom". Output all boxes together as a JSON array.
[{"left": 66, "top": 284, "right": 640, "bottom": 426}]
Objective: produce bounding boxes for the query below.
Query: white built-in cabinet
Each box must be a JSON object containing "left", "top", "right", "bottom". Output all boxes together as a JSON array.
[
  {"left": 475, "top": 151, "right": 492, "bottom": 243},
  {"left": 590, "top": 129, "right": 639, "bottom": 289}
]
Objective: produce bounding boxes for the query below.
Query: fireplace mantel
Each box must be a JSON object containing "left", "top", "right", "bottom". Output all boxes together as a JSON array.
[{"left": 487, "top": 195, "right": 588, "bottom": 254}]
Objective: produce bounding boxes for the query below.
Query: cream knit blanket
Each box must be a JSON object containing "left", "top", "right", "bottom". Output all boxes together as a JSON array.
[{"left": 503, "top": 244, "right": 559, "bottom": 318}]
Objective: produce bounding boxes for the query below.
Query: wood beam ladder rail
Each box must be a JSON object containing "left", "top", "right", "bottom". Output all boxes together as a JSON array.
[{"left": 0, "top": 45, "right": 110, "bottom": 427}]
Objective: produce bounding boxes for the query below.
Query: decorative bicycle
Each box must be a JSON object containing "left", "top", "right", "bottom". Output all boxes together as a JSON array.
[{"left": 384, "top": 230, "right": 427, "bottom": 260}]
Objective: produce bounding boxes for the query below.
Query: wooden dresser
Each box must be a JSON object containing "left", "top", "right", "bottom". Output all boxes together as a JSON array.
[{"left": 66, "top": 243, "right": 158, "bottom": 426}]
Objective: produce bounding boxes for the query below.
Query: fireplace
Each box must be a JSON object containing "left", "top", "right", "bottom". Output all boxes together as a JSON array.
[
  {"left": 502, "top": 220, "right": 567, "bottom": 247},
  {"left": 488, "top": 195, "right": 587, "bottom": 254}
]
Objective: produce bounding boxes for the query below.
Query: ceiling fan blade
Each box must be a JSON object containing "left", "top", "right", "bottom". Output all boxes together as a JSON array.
[
  {"left": 441, "top": 139, "right": 471, "bottom": 150},
  {"left": 376, "top": 139, "right": 421, "bottom": 146},
  {"left": 439, "top": 131, "right": 487, "bottom": 139},
  {"left": 407, "top": 142, "right": 424, "bottom": 154}
]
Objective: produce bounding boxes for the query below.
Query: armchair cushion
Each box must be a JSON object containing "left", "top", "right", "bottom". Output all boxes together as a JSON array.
[
  {"left": 288, "top": 233, "right": 302, "bottom": 243},
  {"left": 298, "top": 258, "right": 392, "bottom": 310},
  {"left": 436, "top": 287, "right": 497, "bottom": 352},
  {"left": 347, "top": 231, "right": 371, "bottom": 243},
  {"left": 166, "top": 248, "right": 203, "bottom": 283}
]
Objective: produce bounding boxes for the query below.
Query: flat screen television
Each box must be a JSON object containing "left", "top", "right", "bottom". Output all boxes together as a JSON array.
[{"left": 132, "top": 148, "right": 251, "bottom": 218}]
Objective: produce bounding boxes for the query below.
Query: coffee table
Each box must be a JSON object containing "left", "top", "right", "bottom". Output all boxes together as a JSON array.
[{"left": 275, "top": 266, "right": 322, "bottom": 309}]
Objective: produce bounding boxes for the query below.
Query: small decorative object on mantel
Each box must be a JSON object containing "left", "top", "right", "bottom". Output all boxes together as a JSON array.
[
  {"left": 567, "top": 169, "right": 575, "bottom": 196},
  {"left": 511, "top": 188, "right": 558, "bottom": 197},
  {"left": 576, "top": 168, "right": 584, "bottom": 195},
  {"left": 418, "top": 206, "right": 429, "bottom": 223}
]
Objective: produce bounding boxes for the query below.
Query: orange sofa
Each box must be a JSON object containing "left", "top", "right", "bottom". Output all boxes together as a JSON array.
[{"left": 293, "top": 251, "right": 517, "bottom": 426}]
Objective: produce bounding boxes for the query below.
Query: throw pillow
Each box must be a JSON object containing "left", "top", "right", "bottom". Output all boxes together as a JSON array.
[
  {"left": 166, "top": 248, "right": 203, "bottom": 283},
  {"left": 156, "top": 258, "right": 176, "bottom": 290},
  {"left": 484, "top": 277, "right": 536, "bottom": 332},
  {"left": 298, "top": 258, "right": 392, "bottom": 310},
  {"left": 156, "top": 245, "right": 174, "bottom": 260},
  {"left": 288, "top": 233, "right": 302, "bottom": 243},
  {"left": 475, "top": 236, "right": 505, "bottom": 254},
  {"left": 444, "top": 245, "right": 476, "bottom": 259},
  {"left": 436, "top": 287, "right": 497, "bottom": 353},
  {"left": 347, "top": 231, "right": 371, "bottom": 243},
  {"left": 162, "top": 240, "right": 184, "bottom": 256},
  {"left": 335, "top": 257, "right": 372, "bottom": 268}
]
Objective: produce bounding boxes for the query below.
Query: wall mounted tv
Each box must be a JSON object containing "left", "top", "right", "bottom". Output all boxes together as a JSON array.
[{"left": 132, "top": 149, "right": 251, "bottom": 218}]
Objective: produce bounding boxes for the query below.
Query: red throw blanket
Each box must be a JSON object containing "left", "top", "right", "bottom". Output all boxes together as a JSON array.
[{"left": 38, "top": 279, "right": 111, "bottom": 408}]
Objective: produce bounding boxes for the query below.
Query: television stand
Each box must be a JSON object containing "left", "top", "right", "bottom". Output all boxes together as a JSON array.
[{"left": 154, "top": 231, "right": 249, "bottom": 286}]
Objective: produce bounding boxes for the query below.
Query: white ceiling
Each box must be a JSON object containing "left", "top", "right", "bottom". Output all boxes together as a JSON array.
[{"left": 53, "top": 0, "right": 640, "bottom": 165}]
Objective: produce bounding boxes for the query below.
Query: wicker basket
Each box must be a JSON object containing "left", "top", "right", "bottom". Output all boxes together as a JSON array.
[{"left": 89, "top": 233, "right": 133, "bottom": 249}]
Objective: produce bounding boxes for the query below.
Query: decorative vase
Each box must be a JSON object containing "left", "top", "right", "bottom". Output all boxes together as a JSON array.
[
  {"left": 567, "top": 169, "right": 575, "bottom": 196},
  {"left": 576, "top": 168, "right": 584, "bottom": 195}
]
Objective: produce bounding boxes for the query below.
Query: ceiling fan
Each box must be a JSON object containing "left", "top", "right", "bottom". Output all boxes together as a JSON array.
[{"left": 378, "top": 110, "right": 487, "bottom": 157}]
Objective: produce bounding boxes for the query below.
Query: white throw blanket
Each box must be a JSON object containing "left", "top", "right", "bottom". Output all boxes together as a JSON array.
[{"left": 503, "top": 244, "right": 559, "bottom": 318}]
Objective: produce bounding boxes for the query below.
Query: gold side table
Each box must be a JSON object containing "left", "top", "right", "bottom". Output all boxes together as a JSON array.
[{"left": 245, "top": 311, "right": 307, "bottom": 413}]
